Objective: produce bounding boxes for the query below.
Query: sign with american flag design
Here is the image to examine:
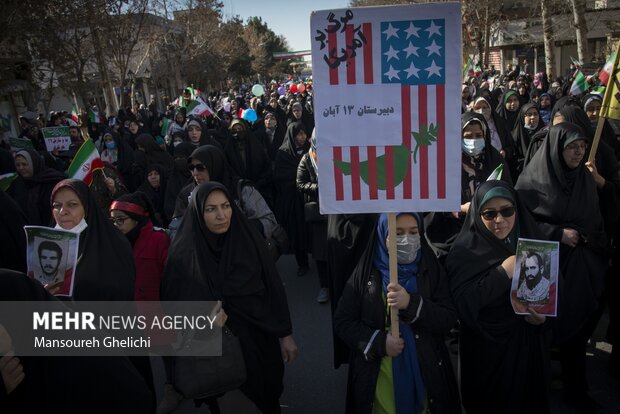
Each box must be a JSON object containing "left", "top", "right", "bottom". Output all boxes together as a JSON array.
[{"left": 311, "top": 3, "right": 461, "bottom": 213}]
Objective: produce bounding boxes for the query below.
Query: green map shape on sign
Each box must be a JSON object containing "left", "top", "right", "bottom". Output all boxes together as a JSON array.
[{"left": 333, "top": 123, "right": 440, "bottom": 190}]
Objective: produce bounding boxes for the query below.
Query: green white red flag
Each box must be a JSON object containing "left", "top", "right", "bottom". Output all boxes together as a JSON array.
[
  {"left": 67, "top": 139, "right": 104, "bottom": 185},
  {"left": 570, "top": 70, "right": 588, "bottom": 96},
  {"left": 186, "top": 98, "right": 215, "bottom": 117},
  {"left": 88, "top": 111, "right": 102, "bottom": 124},
  {"left": 599, "top": 52, "right": 616, "bottom": 86},
  {"left": 70, "top": 106, "right": 80, "bottom": 124}
]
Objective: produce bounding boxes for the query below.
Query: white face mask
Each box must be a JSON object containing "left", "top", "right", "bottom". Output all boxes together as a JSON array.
[
  {"left": 462, "top": 138, "right": 485, "bottom": 157},
  {"left": 396, "top": 233, "right": 421, "bottom": 264}
]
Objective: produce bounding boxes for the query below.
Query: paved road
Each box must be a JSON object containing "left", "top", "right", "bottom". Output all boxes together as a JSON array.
[{"left": 152, "top": 254, "right": 619, "bottom": 413}]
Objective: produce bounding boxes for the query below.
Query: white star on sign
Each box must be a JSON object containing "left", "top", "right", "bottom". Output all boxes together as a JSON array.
[
  {"left": 426, "top": 40, "right": 442, "bottom": 57},
  {"left": 426, "top": 21, "right": 442, "bottom": 38},
  {"left": 383, "top": 23, "right": 399, "bottom": 40},
  {"left": 404, "top": 42, "right": 419, "bottom": 58},
  {"left": 405, "top": 22, "right": 421, "bottom": 39},
  {"left": 425, "top": 60, "right": 442, "bottom": 77},
  {"left": 404, "top": 62, "right": 420, "bottom": 79},
  {"left": 384, "top": 65, "right": 400, "bottom": 81},
  {"left": 384, "top": 45, "right": 399, "bottom": 62}
]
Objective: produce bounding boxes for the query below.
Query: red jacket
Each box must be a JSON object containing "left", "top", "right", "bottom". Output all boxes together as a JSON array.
[{"left": 133, "top": 222, "right": 169, "bottom": 301}]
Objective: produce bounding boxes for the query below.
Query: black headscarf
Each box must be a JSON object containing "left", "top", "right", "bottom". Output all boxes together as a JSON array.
[
  {"left": 511, "top": 103, "right": 543, "bottom": 164},
  {"left": 460, "top": 112, "right": 512, "bottom": 203},
  {"left": 280, "top": 121, "right": 310, "bottom": 165},
  {"left": 137, "top": 164, "right": 167, "bottom": 225},
  {"left": 549, "top": 95, "right": 580, "bottom": 122},
  {"left": 495, "top": 90, "right": 520, "bottom": 130},
  {"left": 444, "top": 180, "right": 550, "bottom": 413},
  {"left": 189, "top": 145, "right": 238, "bottom": 199},
  {"left": 10, "top": 148, "right": 66, "bottom": 226},
  {"left": 515, "top": 123, "right": 601, "bottom": 223},
  {"left": 223, "top": 119, "right": 271, "bottom": 189},
  {"left": 135, "top": 133, "right": 174, "bottom": 171},
  {"left": 162, "top": 181, "right": 291, "bottom": 335},
  {"left": 50, "top": 179, "right": 135, "bottom": 301}
]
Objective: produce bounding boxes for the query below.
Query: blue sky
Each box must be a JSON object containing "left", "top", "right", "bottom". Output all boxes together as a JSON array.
[{"left": 221, "top": 0, "right": 350, "bottom": 52}]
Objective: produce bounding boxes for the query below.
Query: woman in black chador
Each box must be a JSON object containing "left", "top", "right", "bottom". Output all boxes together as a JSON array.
[
  {"left": 446, "top": 180, "right": 551, "bottom": 414},
  {"left": 161, "top": 182, "right": 298, "bottom": 413},
  {"left": 515, "top": 122, "right": 608, "bottom": 410},
  {"left": 274, "top": 121, "right": 311, "bottom": 275}
]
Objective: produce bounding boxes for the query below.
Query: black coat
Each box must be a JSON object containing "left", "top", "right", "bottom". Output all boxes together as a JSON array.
[
  {"left": 326, "top": 213, "right": 378, "bottom": 368},
  {"left": 446, "top": 180, "right": 551, "bottom": 414},
  {"left": 273, "top": 122, "right": 310, "bottom": 253},
  {"left": 334, "top": 245, "right": 461, "bottom": 414},
  {"left": 296, "top": 152, "right": 327, "bottom": 261},
  {"left": 515, "top": 122, "right": 609, "bottom": 343},
  {"left": 254, "top": 124, "right": 286, "bottom": 162}
]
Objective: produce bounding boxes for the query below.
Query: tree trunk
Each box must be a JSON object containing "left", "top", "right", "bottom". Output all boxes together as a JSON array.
[
  {"left": 570, "top": 0, "right": 589, "bottom": 63},
  {"left": 484, "top": 4, "right": 491, "bottom": 67},
  {"left": 91, "top": 25, "right": 118, "bottom": 116},
  {"left": 541, "top": 0, "right": 556, "bottom": 78}
]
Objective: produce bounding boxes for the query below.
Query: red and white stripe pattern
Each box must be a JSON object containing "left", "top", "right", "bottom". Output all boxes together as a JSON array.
[{"left": 326, "top": 24, "right": 446, "bottom": 201}]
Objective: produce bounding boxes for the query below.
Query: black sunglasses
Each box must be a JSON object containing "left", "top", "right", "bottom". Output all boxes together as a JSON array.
[
  {"left": 189, "top": 164, "right": 207, "bottom": 172},
  {"left": 480, "top": 206, "right": 516, "bottom": 220}
]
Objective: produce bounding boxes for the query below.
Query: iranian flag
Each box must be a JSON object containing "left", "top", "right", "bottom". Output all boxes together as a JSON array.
[
  {"left": 71, "top": 106, "right": 80, "bottom": 124},
  {"left": 67, "top": 139, "right": 104, "bottom": 185},
  {"left": 186, "top": 98, "right": 214, "bottom": 117},
  {"left": 570, "top": 70, "right": 588, "bottom": 96},
  {"left": 186, "top": 86, "right": 202, "bottom": 100},
  {"left": 599, "top": 52, "right": 616, "bottom": 86},
  {"left": 88, "top": 111, "right": 102, "bottom": 124}
]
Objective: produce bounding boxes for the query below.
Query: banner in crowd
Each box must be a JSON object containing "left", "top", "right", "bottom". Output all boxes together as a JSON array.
[
  {"left": 311, "top": 3, "right": 461, "bottom": 213},
  {"left": 9, "top": 137, "right": 33, "bottom": 151},
  {"left": 510, "top": 238, "right": 559, "bottom": 317},
  {"left": 24, "top": 226, "right": 80, "bottom": 297},
  {"left": 42, "top": 126, "right": 72, "bottom": 152}
]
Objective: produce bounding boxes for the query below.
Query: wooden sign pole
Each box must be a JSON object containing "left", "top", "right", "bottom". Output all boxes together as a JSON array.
[{"left": 387, "top": 212, "right": 399, "bottom": 338}]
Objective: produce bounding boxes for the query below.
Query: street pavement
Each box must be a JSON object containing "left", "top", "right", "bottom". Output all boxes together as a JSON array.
[{"left": 152, "top": 254, "right": 619, "bottom": 413}]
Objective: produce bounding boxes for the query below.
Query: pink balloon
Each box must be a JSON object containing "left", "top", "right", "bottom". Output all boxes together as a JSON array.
[{"left": 297, "top": 83, "right": 306, "bottom": 93}]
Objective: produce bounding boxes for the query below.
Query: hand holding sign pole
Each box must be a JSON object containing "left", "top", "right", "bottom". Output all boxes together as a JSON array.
[{"left": 387, "top": 213, "right": 399, "bottom": 337}]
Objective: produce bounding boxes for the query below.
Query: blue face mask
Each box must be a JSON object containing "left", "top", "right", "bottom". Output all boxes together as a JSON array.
[
  {"left": 462, "top": 138, "right": 485, "bottom": 157},
  {"left": 524, "top": 122, "right": 538, "bottom": 131},
  {"left": 105, "top": 141, "right": 116, "bottom": 150}
]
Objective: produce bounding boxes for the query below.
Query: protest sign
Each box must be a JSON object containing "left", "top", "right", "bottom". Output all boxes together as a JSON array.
[
  {"left": 42, "top": 126, "right": 72, "bottom": 152},
  {"left": 10, "top": 136, "right": 34, "bottom": 151},
  {"left": 311, "top": 3, "right": 461, "bottom": 213}
]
